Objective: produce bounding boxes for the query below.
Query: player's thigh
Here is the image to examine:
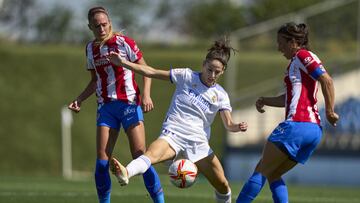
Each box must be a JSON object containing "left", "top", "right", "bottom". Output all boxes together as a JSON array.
[
  {"left": 126, "top": 121, "right": 146, "bottom": 158},
  {"left": 256, "top": 141, "right": 290, "bottom": 177},
  {"left": 195, "top": 154, "right": 229, "bottom": 193},
  {"left": 146, "top": 138, "right": 176, "bottom": 164},
  {"left": 96, "top": 126, "right": 119, "bottom": 159}
]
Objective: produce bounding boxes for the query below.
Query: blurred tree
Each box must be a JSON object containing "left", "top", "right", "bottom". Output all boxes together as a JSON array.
[
  {"left": 0, "top": 0, "right": 36, "bottom": 40},
  {"left": 248, "top": 0, "right": 323, "bottom": 23},
  {"left": 153, "top": 0, "right": 194, "bottom": 34},
  {"left": 308, "top": 1, "right": 358, "bottom": 41},
  {"left": 95, "top": 0, "right": 148, "bottom": 34},
  {"left": 185, "top": 0, "right": 246, "bottom": 38},
  {"left": 35, "top": 6, "right": 73, "bottom": 43},
  {"left": 248, "top": 0, "right": 358, "bottom": 43}
]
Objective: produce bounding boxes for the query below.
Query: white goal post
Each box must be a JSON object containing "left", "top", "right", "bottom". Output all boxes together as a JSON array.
[{"left": 61, "top": 106, "right": 73, "bottom": 180}]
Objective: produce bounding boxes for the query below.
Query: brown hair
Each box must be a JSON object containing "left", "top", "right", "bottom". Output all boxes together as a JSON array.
[
  {"left": 205, "top": 36, "right": 236, "bottom": 70},
  {"left": 278, "top": 22, "right": 310, "bottom": 49}
]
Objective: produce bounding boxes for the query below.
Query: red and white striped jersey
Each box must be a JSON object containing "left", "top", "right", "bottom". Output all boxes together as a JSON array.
[
  {"left": 86, "top": 34, "right": 142, "bottom": 104},
  {"left": 284, "top": 49, "right": 326, "bottom": 124}
]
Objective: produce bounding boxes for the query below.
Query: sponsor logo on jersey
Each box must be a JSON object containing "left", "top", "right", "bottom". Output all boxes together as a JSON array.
[
  {"left": 94, "top": 57, "right": 111, "bottom": 67},
  {"left": 303, "top": 56, "right": 312, "bottom": 65},
  {"left": 188, "top": 89, "right": 211, "bottom": 111}
]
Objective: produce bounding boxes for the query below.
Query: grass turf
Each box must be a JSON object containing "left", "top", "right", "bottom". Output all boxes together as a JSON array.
[{"left": 1, "top": 175, "right": 359, "bottom": 203}]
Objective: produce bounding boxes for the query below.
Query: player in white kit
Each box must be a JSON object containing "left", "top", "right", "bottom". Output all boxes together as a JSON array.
[{"left": 108, "top": 37, "right": 248, "bottom": 203}]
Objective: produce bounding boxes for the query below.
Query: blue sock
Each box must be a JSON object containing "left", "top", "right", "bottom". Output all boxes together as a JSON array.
[
  {"left": 143, "top": 166, "right": 164, "bottom": 203},
  {"left": 95, "top": 159, "right": 111, "bottom": 203},
  {"left": 236, "top": 172, "right": 266, "bottom": 203},
  {"left": 270, "top": 179, "right": 288, "bottom": 203}
]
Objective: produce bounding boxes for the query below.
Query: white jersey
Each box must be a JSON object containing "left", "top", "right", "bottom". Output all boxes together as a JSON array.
[{"left": 162, "top": 68, "right": 232, "bottom": 142}]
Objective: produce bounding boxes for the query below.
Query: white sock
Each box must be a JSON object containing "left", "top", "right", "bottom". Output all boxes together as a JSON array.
[
  {"left": 215, "top": 189, "right": 232, "bottom": 203},
  {"left": 126, "top": 155, "right": 151, "bottom": 178}
]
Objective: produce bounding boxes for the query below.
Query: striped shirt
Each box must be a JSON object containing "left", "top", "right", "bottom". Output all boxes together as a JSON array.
[
  {"left": 86, "top": 34, "right": 142, "bottom": 104},
  {"left": 284, "top": 49, "right": 326, "bottom": 124}
]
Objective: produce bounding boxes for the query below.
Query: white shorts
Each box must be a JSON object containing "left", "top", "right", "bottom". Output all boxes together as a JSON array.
[{"left": 159, "top": 129, "right": 213, "bottom": 163}]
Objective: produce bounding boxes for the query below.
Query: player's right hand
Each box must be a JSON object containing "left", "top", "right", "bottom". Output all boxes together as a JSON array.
[
  {"left": 68, "top": 100, "right": 81, "bottom": 113},
  {"left": 255, "top": 97, "right": 265, "bottom": 113},
  {"left": 108, "top": 51, "right": 126, "bottom": 67}
]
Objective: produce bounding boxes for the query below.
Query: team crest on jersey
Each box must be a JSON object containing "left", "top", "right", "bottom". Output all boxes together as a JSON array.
[
  {"left": 192, "top": 84, "right": 197, "bottom": 88},
  {"left": 211, "top": 95, "right": 217, "bottom": 103}
]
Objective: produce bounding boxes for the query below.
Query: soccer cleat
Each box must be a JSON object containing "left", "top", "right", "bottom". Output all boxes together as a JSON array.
[{"left": 110, "top": 157, "right": 129, "bottom": 186}]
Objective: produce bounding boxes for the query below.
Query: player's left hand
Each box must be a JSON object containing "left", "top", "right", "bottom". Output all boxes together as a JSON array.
[
  {"left": 326, "top": 111, "right": 339, "bottom": 127},
  {"left": 142, "top": 95, "right": 154, "bottom": 113},
  {"left": 255, "top": 97, "right": 266, "bottom": 113},
  {"left": 238, "top": 122, "right": 248, "bottom": 132}
]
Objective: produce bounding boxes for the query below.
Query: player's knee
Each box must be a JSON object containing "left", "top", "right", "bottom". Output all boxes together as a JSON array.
[
  {"left": 131, "top": 149, "right": 146, "bottom": 159},
  {"left": 266, "top": 173, "right": 282, "bottom": 183},
  {"left": 256, "top": 166, "right": 275, "bottom": 180}
]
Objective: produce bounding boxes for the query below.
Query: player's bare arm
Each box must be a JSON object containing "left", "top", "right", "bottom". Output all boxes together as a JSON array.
[
  {"left": 220, "top": 110, "right": 248, "bottom": 132},
  {"left": 108, "top": 52, "right": 170, "bottom": 81},
  {"left": 136, "top": 58, "right": 154, "bottom": 113},
  {"left": 318, "top": 72, "right": 339, "bottom": 126},
  {"left": 68, "top": 70, "right": 97, "bottom": 113},
  {"left": 256, "top": 94, "right": 285, "bottom": 113}
]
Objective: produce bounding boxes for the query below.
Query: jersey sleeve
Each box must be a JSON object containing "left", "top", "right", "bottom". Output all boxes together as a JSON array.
[
  {"left": 85, "top": 42, "right": 95, "bottom": 70},
  {"left": 218, "top": 87, "right": 232, "bottom": 112},
  {"left": 169, "top": 68, "right": 192, "bottom": 85},
  {"left": 296, "top": 50, "right": 326, "bottom": 80},
  {"left": 122, "top": 36, "right": 143, "bottom": 63}
]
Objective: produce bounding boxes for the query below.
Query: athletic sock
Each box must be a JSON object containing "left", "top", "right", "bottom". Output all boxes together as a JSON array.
[
  {"left": 126, "top": 155, "right": 151, "bottom": 178},
  {"left": 215, "top": 189, "right": 231, "bottom": 203},
  {"left": 270, "top": 179, "right": 288, "bottom": 203},
  {"left": 143, "top": 166, "right": 165, "bottom": 203},
  {"left": 236, "top": 172, "right": 266, "bottom": 203},
  {"left": 95, "top": 159, "right": 111, "bottom": 203}
]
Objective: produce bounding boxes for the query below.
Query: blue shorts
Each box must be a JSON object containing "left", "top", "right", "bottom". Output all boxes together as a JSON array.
[
  {"left": 268, "top": 121, "right": 322, "bottom": 164},
  {"left": 97, "top": 101, "right": 144, "bottom": 131}
]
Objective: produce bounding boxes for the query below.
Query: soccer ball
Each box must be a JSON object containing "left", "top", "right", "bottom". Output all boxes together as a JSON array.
[{"left": 168, "top": 159, "right": 198, "bottom": 188}]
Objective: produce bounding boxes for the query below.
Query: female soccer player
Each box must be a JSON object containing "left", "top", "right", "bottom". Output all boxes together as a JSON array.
[
  {"left": 67, "top": 6, "right": 164, "bottom": 203},
  {"left": 108, "top": 37, "right": 248, "bottom": 203},
  {"left": 236, "top": 22, "right": 339, "bottom": 203}
]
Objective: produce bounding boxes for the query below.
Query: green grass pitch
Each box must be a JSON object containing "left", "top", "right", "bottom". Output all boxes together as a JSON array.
[{"left": 1, "top": 175, "right": 359, "bottom": 203}]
